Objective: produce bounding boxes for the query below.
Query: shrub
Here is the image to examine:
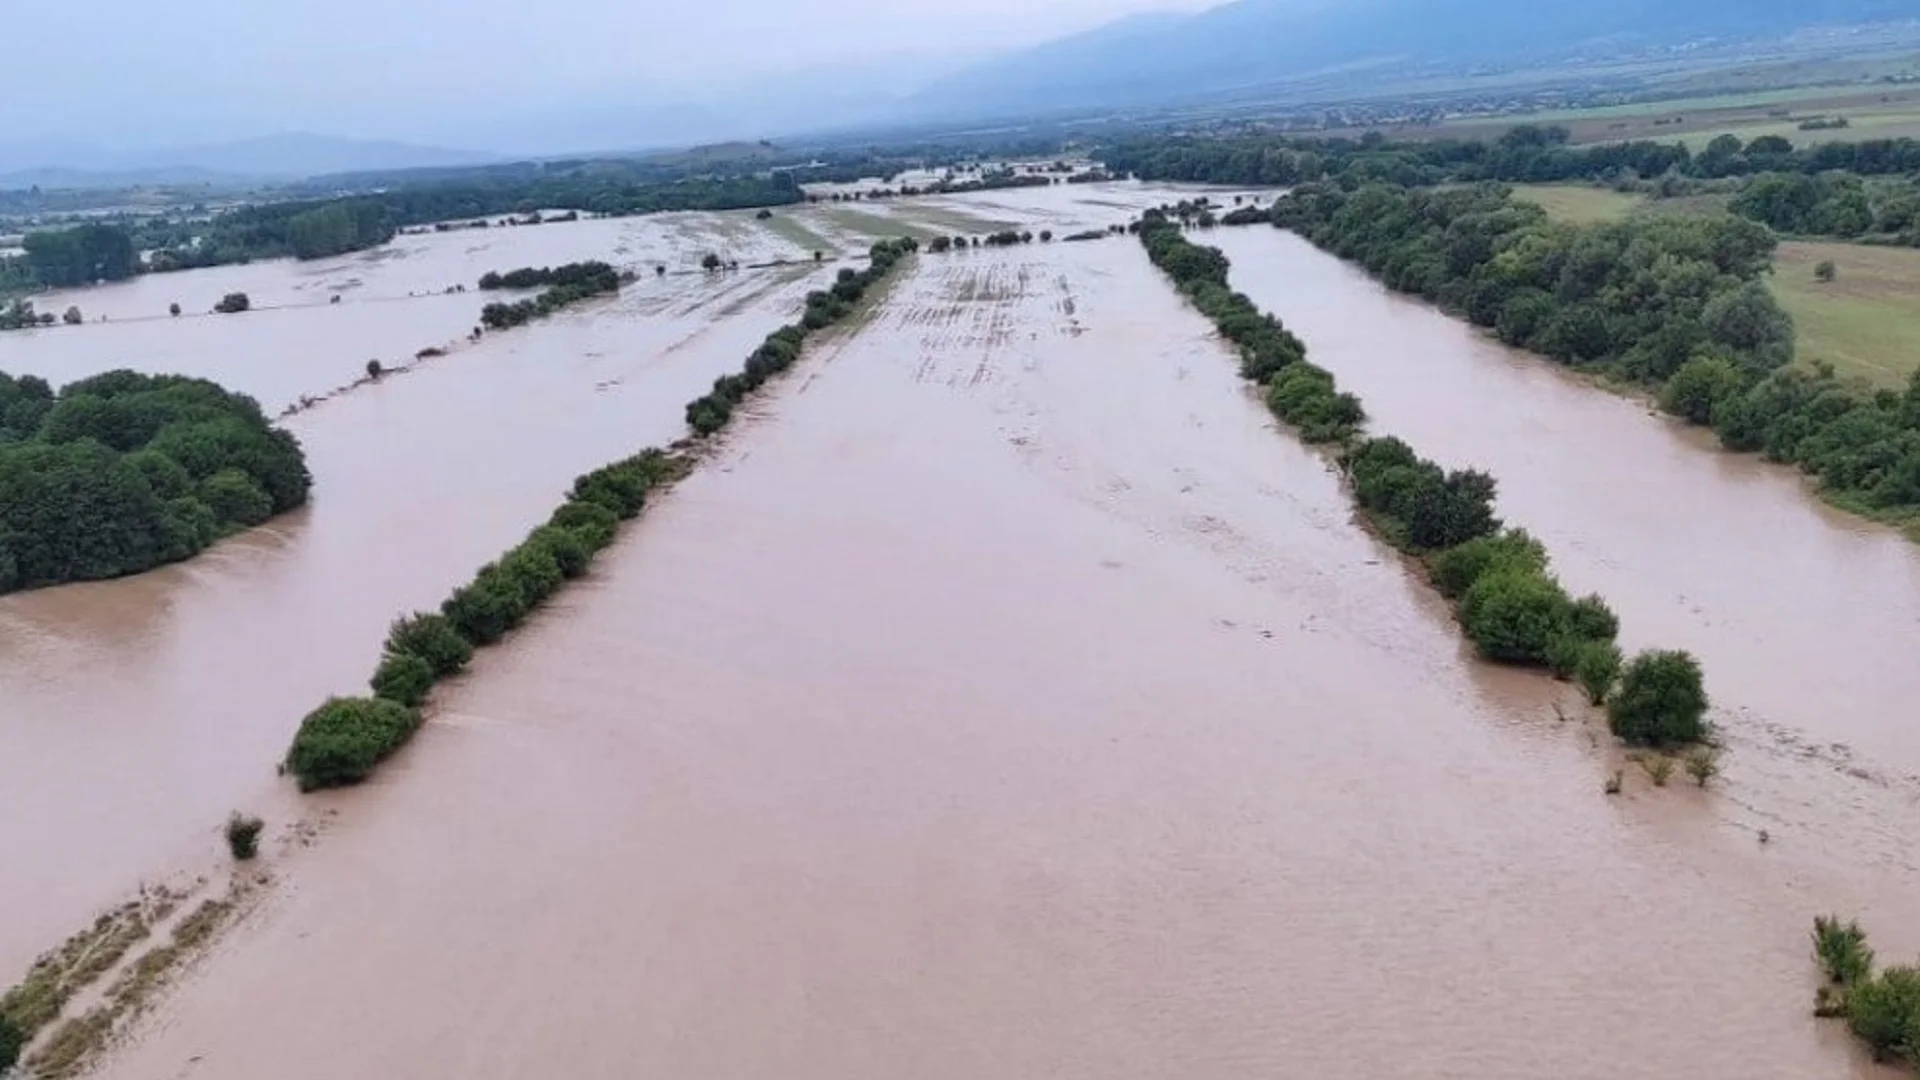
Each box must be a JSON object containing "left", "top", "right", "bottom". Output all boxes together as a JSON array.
[
  {"left": 1567, "top": 594, "right": 1620, "bottom": 642},
  {"left": 168, "top": 302, "right": 181, "bottom": 317},
  {"left": 213, "top": 292, "right": 250, "bottom": 314},
  {"left": 225, "top": 812, "right": 265, "bottom": 861},
  {"left": 366, "top": 359, "right": 383, "bottom": 379},
  {"left": 0, "top": 1010, "right": 23, "bottom": 1072},
  {"left": 285, "top": 697, "right": 421, "bottom": 790},
  {"left": 1814, "top": 916, "right": 1875, "bottom": 987},
  {"left": 1461, "top": 569, "right": 1570, "bottom": 665},
  {"left": 385, "top": 612, "right": 472, "bottom": 676},
  {"left": 1661, "top": 356, "right": 1746, "bottom": 425},
  {"left": 1575, "top": 641, "right": 1624, "bottom": 705},
  {"left": 549, "top": 499, "right": 619, "bottom": 549},
  {"left": 1641, "top": 754, "right": 1675, "bottom": 786},
  {"left": 1815, "top": 260, "right": 1837, "bottom": 283},
  {"left": 199, "top": 467, "right": 275, "bottom": 527},
  {"left": 527, "top": 524, "right": 594, "bottom": 579},
  {"left": 496, "top": 543, "right": 563, "bottom": 610},
  {"left": 1685, "top": 748, "right": 1721, "bottom": 788},
  {"left": 442, "top": 575, "right": 525, "bottom": 645},
  {"left": 1432, "top": 529, "right": 1546, "bottom": 599},
  {"left": 1609, "top": 650, "right": 1709, "bottom": 747},
  {"left": 370, "top": 652, "right": 435, "bottom": 707},
  {"left": 1848, "top": 967, "right": 1920, "bottom": 1062}
]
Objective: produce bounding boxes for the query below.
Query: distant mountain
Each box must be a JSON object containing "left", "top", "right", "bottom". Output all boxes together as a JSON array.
[
  {"left": 911, "top": 0, "right": 1920, "bottom": 120},
  {"left": 0, "top": 133, "right": 497, "bottom": 189}
]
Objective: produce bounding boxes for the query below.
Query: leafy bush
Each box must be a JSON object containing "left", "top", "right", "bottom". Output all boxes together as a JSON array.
[
  {"left": 1461, "top": 570, "right": 1572, "bottom": 664},
  {"left": 1430, "top": 529, "right": 1545, "bottom": 598},
  {"left": 199, "top": 467, "right": 274, "bottom": 526},
  {"left": 527, "top": 524, "right": 594, "bottom": 579},
  {"left": 213, "top": 292, "right": 250, "bottom": 314},
  {"left": 1575, "top": 641, "right": 1623, "bottom": 705},
  {"left": 0, "top": 1011, "right": 22, "bottom": 1074},
  {"left": 225, "top": 812, "right": 265, "bottom": 861},
  {"left": 1608, "top": 650, "right": 1710, "bottom": 747},
  {"left": 285, "top": 697, "right": 421, "bottom": 790},
  {"left": 1661, "top": 356, "right": 1747, "bottom": 425},
  {"left": 1814, "top": 916, "right": 1875, "bottom": 987},
  {"left": 385, "top": 612, "right": 472, "bottom": 676},
  {"left": 441, "top": 575, "right": 525, "bottom": 646},
  {"left": 370, "top": 652, "right": 436, "bottom": 707},
  {"left": 1847, "top": 966, "right": 1920, "bottom": 1062}
]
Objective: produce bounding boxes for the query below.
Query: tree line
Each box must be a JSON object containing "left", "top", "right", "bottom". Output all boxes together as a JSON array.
[
  {"left": 0, "top": 370, "right": 311, "bottom": 594},
  {"left": 478, "top": 262, "right": 623, "bottom": 330},
  {"left": 1103, "top": 125, "right": 1920, "bottom": 189},
  {"left": 1730, "top": 171, "right": 1920, "bottom": 245},
  {"left": 1258, "top": 180, "right": 1920, "bottom": 529},
  {"left": 1136, "top": 211, "right": 1709, "bottom": 748},
  {"left": 284, "top": 237, "right": 921, "bottom": 791}
]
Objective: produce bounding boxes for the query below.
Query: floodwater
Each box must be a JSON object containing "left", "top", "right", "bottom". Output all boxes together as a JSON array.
[
  {"left": 0, "top": 186, "right": 1185, "bottom": 979},
  {"left": 79, "top": 222, "right": 1912, "bottom": 1078},
  {"left": 1212, "top": 227, "right": 1920, "bottom": 859}
]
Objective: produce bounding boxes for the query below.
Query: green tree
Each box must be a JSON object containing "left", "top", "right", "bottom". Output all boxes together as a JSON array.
[
  {"left": 1608, "top": 650, "right": 1709, "bottom": 747},
  {"left": 1847, "top": 967, "right": 1920, "bottom": 1062},
  {"left": 0, "top": 1009, "right": 23, "bottom": 1073},
  {"left": 1575, "top": 641, "right": 1623, "bottom": 705},
  {"left": 370, "top": 653, "right": 436, "bottom": 707},
  {"left": 1661, "top": 356, "right": 1746, "bottom": 425},
  {"left": 284, "top": 697, "right": 421, "bottom": 790},
  {"left": 1461, "top": 570, "right": 1570, "bottom": 665},
  {"left": 385, "top": 612, "right": 473, "bottom": 676}
]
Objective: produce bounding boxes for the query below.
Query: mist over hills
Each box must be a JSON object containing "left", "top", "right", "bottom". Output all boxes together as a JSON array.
[{"left": 911, "top": 0, "right": 1920, "bottom": 120}]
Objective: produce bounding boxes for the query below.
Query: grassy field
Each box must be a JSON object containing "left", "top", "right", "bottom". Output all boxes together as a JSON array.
[
  {"left": 1772, "top": 241, "right": 1920, "bottom": 388},
  {"left": 1508, "top": 185, "right": 1645, "bottom": 224}
]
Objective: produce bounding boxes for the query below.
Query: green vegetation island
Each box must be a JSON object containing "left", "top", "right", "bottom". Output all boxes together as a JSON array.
[{"left": 0, "top": 371, "right": 310, "bottom": 594}]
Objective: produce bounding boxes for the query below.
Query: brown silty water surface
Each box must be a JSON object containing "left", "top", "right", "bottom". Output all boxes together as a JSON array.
[
  {"left": 0, "top": 243, "right": 843, "bottom": 978},
  {"left": 0, "top": 187, "right": 1183, "bottom": 978},
  {"left": 87, "top": 224, "right": 1912, "bottom": 1077},
  {"left": 1211, "top": 227, "right": 1920, "bottom": 860}
]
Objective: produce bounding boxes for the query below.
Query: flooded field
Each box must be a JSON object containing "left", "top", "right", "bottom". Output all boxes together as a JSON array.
[
  {"left": 0, "top": 184, "right": 1196, "bottom": 982},
  {"left": 6, "top": 184, "right": 1917, "bottom": 1078},
  {"left": 1212, "top": 227, "right": 1920, "bottom": 838},
  {"left": 76, "top": 226, "right": 1913, "bottom": 1079}
]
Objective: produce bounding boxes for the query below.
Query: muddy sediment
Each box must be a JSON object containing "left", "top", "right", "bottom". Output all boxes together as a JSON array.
[{"left": 79, "top": 233, "right": 1912, "bottom": 1079}]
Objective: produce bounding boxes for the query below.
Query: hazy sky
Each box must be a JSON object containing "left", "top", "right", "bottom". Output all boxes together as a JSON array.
[{"left": 9, "top": 0, "right": 1218, "bottom": 150}]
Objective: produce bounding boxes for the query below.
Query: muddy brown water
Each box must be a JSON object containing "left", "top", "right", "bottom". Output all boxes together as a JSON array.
[
  {"left": 77, "top": 228, "right": 1913, "bottom": 1078},
  {"left": 0, "top": 186, "right": 1191, "bottom": 979}
]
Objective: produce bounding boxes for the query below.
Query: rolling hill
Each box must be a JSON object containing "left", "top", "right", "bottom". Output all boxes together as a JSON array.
[{"left": 911, "top": 0, "right": 1920, "bottom": 120}]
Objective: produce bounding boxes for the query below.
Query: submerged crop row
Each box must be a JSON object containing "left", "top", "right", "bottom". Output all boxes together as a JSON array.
[
  {"left": 1136, "top": 209, "right": 1711, "bottom": 748},
  {"left": 282, "top": 238, "right": 920, "bottom": 790}
]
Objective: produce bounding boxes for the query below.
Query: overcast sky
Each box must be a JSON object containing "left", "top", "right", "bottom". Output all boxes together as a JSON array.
[{"left": 8, "top": 0, "right": 1218, "bottom": 151}]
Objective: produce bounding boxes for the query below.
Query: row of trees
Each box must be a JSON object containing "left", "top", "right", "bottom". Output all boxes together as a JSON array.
[
  {"left": 1135, "top": 212, "right": 1708, "bottom": 747},
  {"left": 477, "top": 262, "right": 617, "bottom": 291},
  {"left": 1730, "top": 171, "right": 1920, "bottom": 244},
  {"left": 0, "top": 370, "right": 311, "bottom": 594},
  {"left": 1267, "top": 182, "right": 1793, "bottom": 386},
  {"left": 285, "top": 234, "right": 924, "bottom": 790},
  {"left": 285, "top": 450, "right": 681, "bottom": 789},
  {"left": 686, "top": 238, "right": 918, "bottom": 435},
  {"left": 478, "top": 262, "right": 622, "bottom": 330},
  {"left": 1104, "top": 125, "right": 1920, "bottom": 190},
  {"left": 1256, "top": 179, "right": 1920, "bottom": 527}
]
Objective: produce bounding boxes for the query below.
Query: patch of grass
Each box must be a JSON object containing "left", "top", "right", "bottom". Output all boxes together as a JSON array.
[
  {"left": 818, "top": 206, "right": 944, "bottom": 242},
  {"left": 1772, "top": 240, "right": 1920, "bottom": 388},
  {"left": 1509, "top": 184, "right": 1646, "bottom": 224},
  {"left": 757, "top": 212, "right": 837, "bottom": 257}
]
